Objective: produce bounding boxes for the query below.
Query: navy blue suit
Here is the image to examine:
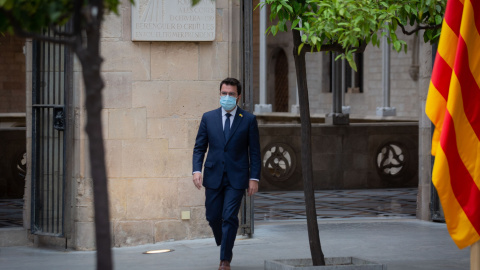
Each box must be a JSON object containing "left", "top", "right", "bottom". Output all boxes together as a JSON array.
[{"left": 193, "top": 107, "right": 261, "bottom": 261}]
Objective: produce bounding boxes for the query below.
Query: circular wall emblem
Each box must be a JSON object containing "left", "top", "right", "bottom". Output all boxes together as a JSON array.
[
  {"left": 376, "top": 142, "right": 406, "bottom": 177},
  {"left": 262, "top": 143, "right": 296, "bottom": 182}
]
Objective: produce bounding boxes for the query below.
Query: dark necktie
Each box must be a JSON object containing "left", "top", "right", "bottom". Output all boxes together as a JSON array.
[{"left": 224, "top": 113, "right": 231, "bottom": 141}]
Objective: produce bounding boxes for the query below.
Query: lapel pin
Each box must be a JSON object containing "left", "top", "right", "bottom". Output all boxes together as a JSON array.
[{"left": 239, "top": 113, "right": 243, "bottom": 117}]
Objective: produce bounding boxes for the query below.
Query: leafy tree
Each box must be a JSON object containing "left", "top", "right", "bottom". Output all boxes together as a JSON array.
[
  {"left": 260, "top": 0, "right": 445, "bottom": 266},
  {"left": 0, "top": 0, "right": 131, "bottom": 269}
]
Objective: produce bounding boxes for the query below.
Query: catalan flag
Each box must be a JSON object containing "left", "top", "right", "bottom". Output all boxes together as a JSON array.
[{"left": 426, "top": 0, "right": 480, "bottom": 249}]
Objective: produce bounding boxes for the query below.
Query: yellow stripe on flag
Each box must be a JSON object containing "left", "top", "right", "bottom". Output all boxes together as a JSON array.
[
  {"left": 433, "top": 148, "right": 480, "bottom": 249},
  {"left": 425, "top": 82, "right": 447, "bottom": 154},
  {"left": 437, "top": 22, "right": 459, "bottom": 68}
]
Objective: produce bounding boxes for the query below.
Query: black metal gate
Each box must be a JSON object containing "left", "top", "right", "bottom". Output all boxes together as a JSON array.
[{"left": 31, "top": 27, "right": 72, "bottom": 236}]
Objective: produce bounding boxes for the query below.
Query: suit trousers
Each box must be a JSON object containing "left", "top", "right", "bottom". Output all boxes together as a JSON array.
[{"left": 205, "top": 173, "right": 244, "bottom": 261}]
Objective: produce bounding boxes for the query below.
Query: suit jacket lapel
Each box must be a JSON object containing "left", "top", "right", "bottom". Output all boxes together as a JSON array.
[
  {"left": 215, "top": 108, "right": 226, "bottom": 144},
  {"left": 226, "top": 107, "right": 243, "bottom": 145}
]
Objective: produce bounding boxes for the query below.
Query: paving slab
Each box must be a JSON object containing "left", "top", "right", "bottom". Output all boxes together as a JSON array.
[{"left": 0, "top": 219, "right": 470, "bottom": 270}]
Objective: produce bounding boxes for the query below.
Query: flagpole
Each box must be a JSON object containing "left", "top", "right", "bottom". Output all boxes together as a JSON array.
[{"left": 472, "top": 241, "right": 480, "bottom": 270}]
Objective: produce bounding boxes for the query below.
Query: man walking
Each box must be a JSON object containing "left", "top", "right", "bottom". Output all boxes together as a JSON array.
[{"left": 192, "top": 78, "right": 261, "bottom": 270}]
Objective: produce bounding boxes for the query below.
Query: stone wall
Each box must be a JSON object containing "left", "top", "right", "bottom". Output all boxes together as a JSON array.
[
  {"left": 258, "top": 123, "right": 419, "bottom": 191},
  {"left": 0, "top": 35, "right": 26, "bottom": 113},
  {"left": 70, "top": 0, "right": 233, "bottom": 250}
]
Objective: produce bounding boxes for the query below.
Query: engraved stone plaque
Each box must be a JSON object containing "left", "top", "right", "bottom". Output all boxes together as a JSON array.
[{"left": 131, "top": 0, "right": 216, "bottom": 41}]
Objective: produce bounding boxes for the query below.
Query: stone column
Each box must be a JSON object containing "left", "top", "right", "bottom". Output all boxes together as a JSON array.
[
  {"left": 254, "top": 3, "right": 272, "bottom": 113},
  {"left": 291, "top": 20, "right": 302, "bottom": 114},
  {"left": 341, "top": 59, "right": 350, "bottom": 115},
  {"left": 377, "top": 31, "right": 396, "bottom": 116},
  {"left": 290, "top": 83, "right": 300, "bottom": 114},
  {"left": 326, "top": 53, "right": 349, "bottom": 125},
  {"left": 417, "top": 32, "right": 434, "bottom": 221}
]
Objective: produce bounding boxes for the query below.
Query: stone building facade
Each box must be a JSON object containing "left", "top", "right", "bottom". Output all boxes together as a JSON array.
[
  {"left": 0, "top": 0, "right": 434, "bottom": 250},
  {"left": 22, "top": 0, "right": 239, "bottom": 250}
]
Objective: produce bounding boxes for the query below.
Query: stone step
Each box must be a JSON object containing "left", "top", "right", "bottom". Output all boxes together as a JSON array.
[{"left": 0, "top": 227, "right": 30, "bottom": 247}]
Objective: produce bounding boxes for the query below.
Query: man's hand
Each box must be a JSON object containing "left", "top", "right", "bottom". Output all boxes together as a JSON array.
[
  {"left": 193, "top": 172, "right": 203, "bottom": 190},
  {"left": 247, "top": 180, "right": 258, "bottom": 196}
]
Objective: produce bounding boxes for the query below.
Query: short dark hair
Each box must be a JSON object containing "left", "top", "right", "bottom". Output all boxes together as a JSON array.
[{"left": 219, "top": 78, "right": 242, "bottom": 96}]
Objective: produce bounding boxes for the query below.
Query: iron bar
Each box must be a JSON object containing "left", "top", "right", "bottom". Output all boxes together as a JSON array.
[
  {"left": 46, "top": 35, "right": 52, "bottom": 233},
  {"left": 39, "top": 38, "right": 46, "bottom": 231},
  {"left": 53, "top": 37, "right": 58, "bottom": 233}
]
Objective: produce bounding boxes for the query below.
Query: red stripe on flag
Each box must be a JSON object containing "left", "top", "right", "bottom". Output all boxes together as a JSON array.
[
  {"left": 431, "top": 52, "right": 452, "bottom": 100},
  {"left": 445, "top": 0, "right": 464, "bottom": 34},
  {"left": 441, "top": 112, "right": 480, "bottom": 234},
  {"left": 454, "top": 36, "right": 480, "bottom": 139},
  {"left": 469, "top": 0, "right": 480, "bottom": 37}
]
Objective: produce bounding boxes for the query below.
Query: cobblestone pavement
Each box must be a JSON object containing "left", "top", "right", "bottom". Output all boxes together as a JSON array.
[
  {"left": 0, "top": 199, "right": 22, "bottom": 228},
  {"left": 255, "top": 188, "right": 417, "bottom": 221}
]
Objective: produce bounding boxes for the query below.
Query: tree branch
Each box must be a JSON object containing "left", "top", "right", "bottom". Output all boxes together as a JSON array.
[
  {"left": 396, "top": 19, "right": 442, "bottom": 35},
  {"left": 302, "top": 40, "right": 367, "bottom": 54}
]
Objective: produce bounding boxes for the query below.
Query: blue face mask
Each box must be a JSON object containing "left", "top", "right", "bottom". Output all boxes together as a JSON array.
[{"left": 220, "top": 95, "right": 237, "bottom": 111}]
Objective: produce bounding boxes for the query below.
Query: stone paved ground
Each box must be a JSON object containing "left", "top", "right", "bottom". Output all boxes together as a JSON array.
[
  {"left": 255, "top": 188, "right": 417, "bottom": 221},
  {"left": 0, "top": 219, "right": 469, "bottom": 270}
]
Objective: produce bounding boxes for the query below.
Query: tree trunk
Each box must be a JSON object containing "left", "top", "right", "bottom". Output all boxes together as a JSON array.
[
  {"left": 75, "top": 1, "right": 113, "bottom": 269},
  {"left": 292, "top": 29, "right": 326, "bottom": 266},
  {"left": 81, "top": 56, "right": 112, "bottom": 270}
]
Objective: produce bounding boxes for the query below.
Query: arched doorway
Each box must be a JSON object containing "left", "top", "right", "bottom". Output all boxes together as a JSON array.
[{"left": 274, "top": 49, "right": 289, "bottom": 112}]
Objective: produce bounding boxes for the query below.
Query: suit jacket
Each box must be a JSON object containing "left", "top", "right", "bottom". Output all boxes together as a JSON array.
[{"left": 193, "top": 107, "right": 261, "bottom": 190}]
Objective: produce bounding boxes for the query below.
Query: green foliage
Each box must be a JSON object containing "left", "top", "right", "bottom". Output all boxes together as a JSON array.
[
  {"left": 260, "top": 0, "right": 446, "bottom": 71},
  {"left": 0, "top": 0, "right": 130, "bottom": 34},
  {"left": 0, "top": 0, "right": 69, "bottom": 33},
  {"left": 191, "top": 0, "right": 216, "bottom": 7}
]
